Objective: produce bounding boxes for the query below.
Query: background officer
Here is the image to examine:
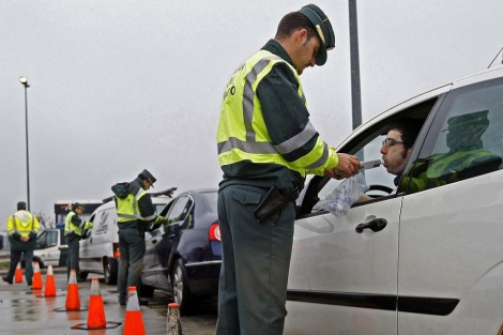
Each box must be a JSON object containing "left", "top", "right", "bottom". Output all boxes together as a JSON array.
[
  {"left": 64, "top": 202, "right": 93, "bottom": 279},
  {"left": 2, "top": 201, "right": 40, "bottom": 286},
  {"left": 111, "top": 169, "right": 165, "bottom": 305}
]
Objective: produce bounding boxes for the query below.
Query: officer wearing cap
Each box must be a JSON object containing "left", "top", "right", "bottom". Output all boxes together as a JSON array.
[
  {"left": 215, "top": 4, "right": 360, "bottom": 334},
  {"left": 65, "top": 202, "right": 93, "bottom": 279},
  {"left": 2, "top": 201, "right": 40, "bottom": 286},
  {"left": 111, "top": 169, "right": 165, "bottom": 305},
  {"left": 403, "top": 110, "right": 502, "bottom": 193}
]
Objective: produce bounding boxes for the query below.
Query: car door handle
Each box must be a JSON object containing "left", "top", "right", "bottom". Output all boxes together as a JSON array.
[{"left": 355, "top": 218, "right": 387, "bottom": 233}]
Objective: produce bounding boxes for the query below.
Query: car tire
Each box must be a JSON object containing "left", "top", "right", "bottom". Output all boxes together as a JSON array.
[
  {"left": 103, "top": 259, "right": 117, "bottom": 285},
  {"left": 138, "top": 279, "right": 155, "bottom": 297},
  {"left": 77, "top": 271, "right": 88, "bottom": 282},
  {"left": 171, "top": 259, "right": 196, "bottom": 315}
]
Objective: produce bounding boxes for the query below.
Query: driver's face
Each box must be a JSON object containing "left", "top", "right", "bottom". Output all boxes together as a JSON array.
[{"left": 380, "top": 130, "right": 411, "bottom": 175}]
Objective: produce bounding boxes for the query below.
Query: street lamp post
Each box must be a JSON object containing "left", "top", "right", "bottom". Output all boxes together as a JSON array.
[{"left": 19, "top": 76, "right": 31, "bottom": 211}]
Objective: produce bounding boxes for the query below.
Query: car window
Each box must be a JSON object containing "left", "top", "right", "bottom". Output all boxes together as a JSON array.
[
  {"left": 318, "top": 135, "right": 395, "bottom": 200},
  {"left": 299, "top": 98, "right": 439, "bottom": 217},
  {"left": 36, "top": 231, "right": 47, "bottom": 247},
  {"left": 405, "top": 78, "right": 503, "bottom": 194},
  {"left": 155, "top": 204, "right": 166, "bottom": 214},
  {"left": 312, "top": 135, "right": 396, "bottom": 213},
  {"left": 46, "top": 231, "right": 58, "bottom": 247},
  {"left": 166, "top": 196, "right": 193, "bottom": 224}
]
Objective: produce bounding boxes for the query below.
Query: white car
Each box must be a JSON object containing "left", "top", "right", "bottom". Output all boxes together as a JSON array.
[{"left": 285, "top": 64, "right": 503, "bottom": 334}]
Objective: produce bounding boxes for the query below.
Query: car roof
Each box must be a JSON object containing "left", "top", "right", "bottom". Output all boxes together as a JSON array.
[
  {"left": 176, "top": 188, "right": 218, "bottom": 197},
  {"left": 337, "top": 65, "right": 503, "bottom": 151}
]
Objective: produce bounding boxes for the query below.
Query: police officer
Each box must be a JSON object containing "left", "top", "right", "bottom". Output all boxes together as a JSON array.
[
  {"left": 112, "top": 169, "right": 165, "bottom": 305},
  {"left": 65, "top": 202, "right": 93, "bottom": 279},
  {"left": 404, "top": 110, "right": 501, "bottom": 192},
  {"left": 215, "top": 4, "right": 360, "bottom": 334},
  {"left": 2, "top": 201, "right": 40, "bottom": 286}
]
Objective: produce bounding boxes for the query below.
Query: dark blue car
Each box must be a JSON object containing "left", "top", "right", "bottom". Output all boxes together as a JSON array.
[{"left": 140, "top": 188, "right": 221, "bottom": 314}]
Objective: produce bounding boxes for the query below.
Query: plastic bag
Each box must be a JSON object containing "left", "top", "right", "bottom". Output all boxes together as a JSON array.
[{"left": 314, "top": 171, "right": 369, "bottom": 216}]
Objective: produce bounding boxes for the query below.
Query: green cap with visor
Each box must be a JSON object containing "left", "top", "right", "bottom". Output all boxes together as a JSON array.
[{"left": 299, "top": 4, "right": 335, "bottom": 65}]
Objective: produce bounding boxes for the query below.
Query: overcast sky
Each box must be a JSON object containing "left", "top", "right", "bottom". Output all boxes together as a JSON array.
[{"left": 1, "top": 0, "right": 502, "bottom": 228}]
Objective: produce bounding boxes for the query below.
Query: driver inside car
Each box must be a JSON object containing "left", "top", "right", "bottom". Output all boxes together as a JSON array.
[{"left": 358, "top": 120, "right": 423, "bottom": 202}]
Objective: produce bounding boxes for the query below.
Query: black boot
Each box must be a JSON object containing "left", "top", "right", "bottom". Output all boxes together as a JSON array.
[{"left": 2, "top": 276, "right": 13, "bottom": 285}]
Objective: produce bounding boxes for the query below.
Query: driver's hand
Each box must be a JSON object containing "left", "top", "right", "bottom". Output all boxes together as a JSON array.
[{"left": 327, "top": 153, "right": 360, "bottom": 180}]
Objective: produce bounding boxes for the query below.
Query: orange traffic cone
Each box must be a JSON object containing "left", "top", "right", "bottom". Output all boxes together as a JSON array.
[
  {"left": 66, "top": 269, "right": 81, "bottom": 310},
  {"left": 124, "top": 286, "right": 146, "bottom": 335},
  {"left": 167, "top": 302, "right": 184, "bottom": 335},
  {"left": 44, "top": 265, "right": 57, "bottom": 297},
  {"left": 87, "top": 277, "right": 106, "bottom": 329},
  {"left": 14, "top": 262, "right": 23, "bottom": 283},
  {"left": 31, "top": 261, "right": 43, "bottom": 290},
  {"left": 71, "top": 277, "right": 121, "bottom": 330},
  {"left": 53, "top": 270, "right": 88, "bottom": 312}
]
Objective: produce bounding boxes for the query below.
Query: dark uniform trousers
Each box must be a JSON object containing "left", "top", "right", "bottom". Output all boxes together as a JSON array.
[
  {"left": 117, "top": 227, "right": 145, "bottom": 304},
  {"left": 66, "top": 236, "right": 81, "bottom": 278},
  {"left": 6, "top": 248, "right": 34, "bottom": 285},
  {"left": 215, "top": 184, "right": 296, "bottom": 335}
]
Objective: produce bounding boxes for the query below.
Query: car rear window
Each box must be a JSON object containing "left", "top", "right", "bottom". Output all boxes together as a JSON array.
[{"left": 200, "top": 192, "right": 218, "bottom": 213}]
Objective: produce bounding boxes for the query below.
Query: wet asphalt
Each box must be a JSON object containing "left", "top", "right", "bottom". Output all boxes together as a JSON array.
[{"left": 0, "top": 270, "right": 217, "bottom": 335}]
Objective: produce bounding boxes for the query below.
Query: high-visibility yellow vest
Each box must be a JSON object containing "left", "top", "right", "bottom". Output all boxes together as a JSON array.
[
  {"left": 217, "top": 50, "right": 337, "bottom": 177},
  {"left": 7, "top": 211, "right": 40, "bottom": 238},
  {"left": 65, "top": 211, "right": 92, "bottom": 236},
  {"left": 116, "top": 188, "right": 153, "bottom": 223}
]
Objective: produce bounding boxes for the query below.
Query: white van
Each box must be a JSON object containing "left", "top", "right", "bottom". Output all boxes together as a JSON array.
[{"left": 78, "top": 189, "right": 175, "bottom": 284}]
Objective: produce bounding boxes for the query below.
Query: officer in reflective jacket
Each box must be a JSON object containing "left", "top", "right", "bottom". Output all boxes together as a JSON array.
[
  {"left": 2, "top": 201, "right": 40, "bottom": 285},
  {"left": 65, "top": 202, "right": 93, "bottom": 279},
  {"left": 215, "top": 4, "right": 360, "bottom": 335},
  {"left": 403, "top": 110, "right": 502, "bottom": 193},
  {"left": 112, "top": 169, "right": 165, "bottom": 305}
]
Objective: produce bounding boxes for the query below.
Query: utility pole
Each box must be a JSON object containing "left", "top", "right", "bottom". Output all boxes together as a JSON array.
[
  {"left": 20, "top": 76, "right": 31, "bottom": 210},
  {"left": 349, "top": 0, "right": 362, "bottom": 130}
]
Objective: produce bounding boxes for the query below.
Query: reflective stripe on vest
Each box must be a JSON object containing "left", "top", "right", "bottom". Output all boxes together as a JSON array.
[
  {"left": 116, "top": 187, "right": 148, "bottom": 222},
  {"left": 216, "top": 50, "right": 330, "bottom": 174}
]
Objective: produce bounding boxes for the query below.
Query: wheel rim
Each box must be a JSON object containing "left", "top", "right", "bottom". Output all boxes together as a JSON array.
[{"left": 173, "top": 265, "right": 184, "bottom": 305}]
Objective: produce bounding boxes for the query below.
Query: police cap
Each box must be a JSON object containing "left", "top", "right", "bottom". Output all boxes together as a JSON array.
[
  {"left": 138, "top": 169, "right": 157, "bottom": 188},
  {"left": 299, "top": 4, "right": 335, "bottom": 65},
  {"left": 73, "top": 202, "right": 85, "bottom": 210}
]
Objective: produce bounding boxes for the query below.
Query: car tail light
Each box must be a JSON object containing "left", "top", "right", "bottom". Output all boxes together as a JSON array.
[
  {"left": 209, "top": 223, "right": 221, "bottom": 242},
  {"left": 113, "top": 243, "right": 120, "bottom": 258}
]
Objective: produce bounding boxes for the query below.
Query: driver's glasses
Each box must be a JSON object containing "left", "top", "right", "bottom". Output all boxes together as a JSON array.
[{"left": 382, "top": 138, "right": 404, "bottom": 147}]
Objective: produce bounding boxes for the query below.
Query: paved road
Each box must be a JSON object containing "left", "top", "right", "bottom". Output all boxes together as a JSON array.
[{"left": 0, "top": 271, "right": 217, "bottom": 334}]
